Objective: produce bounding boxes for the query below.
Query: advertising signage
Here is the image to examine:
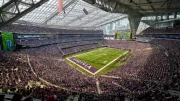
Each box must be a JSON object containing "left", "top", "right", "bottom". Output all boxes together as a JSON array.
[{"left": 1, "top": 32, "right": 15, "bottom": 51}]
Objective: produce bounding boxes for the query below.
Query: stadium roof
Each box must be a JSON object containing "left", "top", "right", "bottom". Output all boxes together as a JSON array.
[
  {"left": 0, "top": 0, "right": 126, "bottom": 29},
  {"left": 83, "top": 0, "right": 180, "bottom": 16}
]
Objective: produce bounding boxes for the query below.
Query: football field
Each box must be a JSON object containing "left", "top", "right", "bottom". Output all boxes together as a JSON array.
[{"left": 66, "top": 47, "right": 132, "bottom": 76}]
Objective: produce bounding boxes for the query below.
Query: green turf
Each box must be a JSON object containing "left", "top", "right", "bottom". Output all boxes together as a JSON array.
[
  {"left": 66, "top": 47, "right": 132, "bottom": 76},
  {"left": 74, "top": 47, "right": 125, "bottom": 69}
]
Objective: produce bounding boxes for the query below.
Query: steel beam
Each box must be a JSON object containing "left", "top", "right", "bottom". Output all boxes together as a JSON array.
[
  {"left": 64, "top": 8, "right": 98, "bottom": 26},
  {"left": 43, "top": 0, "right": 78, "bottom": 24},
  {"left": 84, "top": 14, "right": 117, "bottom": 27},
  {"left": 0, "top": 0, "right": 49, "bottom": 28},
  {"left": 146, "top": 0, "right": 156, "bottom": 12},
  {"left": 130, "top": 0, "right": 147, "bottom": 13},
  {"left": 95, "top": 15, "right": 127, "bottom": 27},
  {"left": 82, "top": 0, "right": 141, "bottom": 16}
]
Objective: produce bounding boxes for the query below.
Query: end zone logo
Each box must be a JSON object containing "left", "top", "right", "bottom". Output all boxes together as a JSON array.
[{"left": 68, "top": 57, "right": 98, "bottom": 74}]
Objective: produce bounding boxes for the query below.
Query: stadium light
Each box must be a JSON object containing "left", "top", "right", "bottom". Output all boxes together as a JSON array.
[{"left": 83, "top": 8, "right": 89, "bottom": 15}]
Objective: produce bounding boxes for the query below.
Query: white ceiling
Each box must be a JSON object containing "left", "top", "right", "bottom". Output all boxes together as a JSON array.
[{"left": 0, "top": 0, "right": 126, "bottom": 29}]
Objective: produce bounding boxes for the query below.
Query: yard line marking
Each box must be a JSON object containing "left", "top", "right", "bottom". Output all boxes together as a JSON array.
[
  {"left": 67, "top": 48, "right": 130, "bottom": 76},
  {"left": 74, "top": 47, "right": 106, "bottom": 57},
  {"left": 94, "top": 51, "right": 129, "bottom": 74}
]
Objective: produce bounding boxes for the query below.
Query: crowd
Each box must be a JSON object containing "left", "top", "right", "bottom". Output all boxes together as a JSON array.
[
  {"left": 0, "top": 85, "right": 70, "bottom": 101},
  {"left": 16, "top": 35, "right": 104, "bottom": 47},
  {"left": 141, "top": 26, "right": 180, "bottom": 35},
  {"left": 135, "top": 88, "right": 180, "bottom": 101},
  {"left": 0, "top": 52, "right": 38, "bottom": 88},
  {"left": 59, "top": 41, "right": 100, "bottom": 49},
  {"left": 29, "top": 55, "right": 98, "bottom": 93},
  {"left": 151, "top": 38, "right": 180, "bottom": 91},
  {"left": 105, "top": 40, "right": 170, "bottom": 81},
  {"left": 0, "top": 37, "right": 180, "bottom": 100}
]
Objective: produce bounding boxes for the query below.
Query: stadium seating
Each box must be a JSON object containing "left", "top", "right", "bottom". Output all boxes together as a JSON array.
[
  {"left": 141, "top": 26, "right": 180, "bottom": 35},
  {"left": 151, "top": 38, "right": 180, "bottom": 90},
  {"left": 0, "top": 24, "right": 103, "bottom": 35},
  {"left": 15, "top": 34, "right": 104, "bottom": 47},
  {"left": 1, "top": 37, "right": 180, "bottom": 100}
]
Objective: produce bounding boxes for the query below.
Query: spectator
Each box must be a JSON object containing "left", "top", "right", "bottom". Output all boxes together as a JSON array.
[
  {"left": 0, "top": 95, "right": 5, "bottom": 101},
  {"left": 11, "top": 93, "right": 23, "bottom": 101}
]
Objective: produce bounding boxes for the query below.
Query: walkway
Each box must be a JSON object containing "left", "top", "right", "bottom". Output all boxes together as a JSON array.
[
  {"left": 27, "top": 55, "right": 68, "bottom": 90},
  {"left": 95, "top": 78, "right": 101, "bottom": 94},
  {"left": 101, "top": 75, "right": 159, "bottom": 83}
]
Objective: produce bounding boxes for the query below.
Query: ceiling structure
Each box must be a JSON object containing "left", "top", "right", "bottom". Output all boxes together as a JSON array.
[
  {"left": 83, "top": 0, "right": 180, "bottom": 16},
  {"left": 0, "top": 0, "right": 126, "bottom": 29},
  {"left": 1, "top": 0, "right": 179, "bottom": 30},
  {"left": 81, "top": 0, "right": 180, "bottom": 37}
]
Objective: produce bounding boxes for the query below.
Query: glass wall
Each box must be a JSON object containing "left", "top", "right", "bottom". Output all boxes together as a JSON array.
[
  {"left": 102, "top": 17, "right": 130, "bottom": 35},
  {"left": 169, "top": 13, "right": 175, "bottom": 19},
  {"left": 141, "top": 16, "right": 156, "bottom": 20},
  {"left": 177, "top": 12, "right": 180, "bottom": 18}
]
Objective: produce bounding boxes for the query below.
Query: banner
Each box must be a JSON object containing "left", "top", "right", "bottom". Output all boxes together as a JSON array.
[
  {"left": 1, "top": 32, "right": 15, "bottom": 51},
  {"left": 58, "top": 0, "right": 63, "bottom": 12}
]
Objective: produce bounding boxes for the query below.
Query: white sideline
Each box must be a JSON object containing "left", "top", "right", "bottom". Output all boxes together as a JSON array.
[
  {"left": 94, "top": 51, "right": 129, "bottom": 74},
  {"left": 67, "top": 51, "right": 129, "bottom": 75},
  {"left": 66, "top": 58, "right": 96, "bottom": 75}
]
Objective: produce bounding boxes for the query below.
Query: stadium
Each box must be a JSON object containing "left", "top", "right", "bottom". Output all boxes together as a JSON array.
[{"left": 0, "top": 0, "right": 180, "bottom": 101}]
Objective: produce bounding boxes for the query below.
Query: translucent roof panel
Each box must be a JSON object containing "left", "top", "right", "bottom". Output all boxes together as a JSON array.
[
  {"left": 0, "top": 0, "right": 126, "bottom": 29},
  {"left": 0, "top": 0, "right": 10, "bottom": 8}
]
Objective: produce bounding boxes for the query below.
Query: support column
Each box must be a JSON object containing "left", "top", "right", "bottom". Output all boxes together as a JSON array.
[
  {"left": 161, "top": 14, "right": 163, "bottom": 21},
  {"left": 174, "top": 12, "right": 177, "bottom": 19},
  {"left": 155, "top": 15, "right": 158, "bottom": 21},
  {"left": 167, "top": 13, "right": 170, "bottom": 20},
  {"left": 128, "top": 15, "right": 141, "bottom": 39}
]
